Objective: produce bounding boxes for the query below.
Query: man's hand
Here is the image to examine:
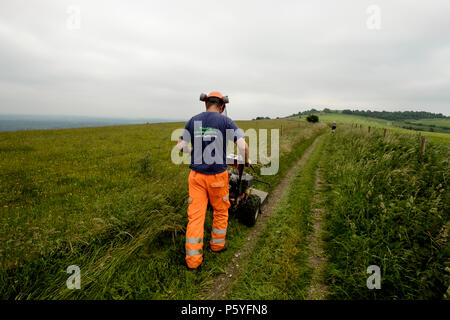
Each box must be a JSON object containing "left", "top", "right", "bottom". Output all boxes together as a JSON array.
[{"left": 177, "top": 139, "right": 191, "bottom": 153}]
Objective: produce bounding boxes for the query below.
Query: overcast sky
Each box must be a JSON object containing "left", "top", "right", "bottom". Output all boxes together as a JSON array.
[{"left": 0, "top": 1, "right": 449, "bottom": 120}]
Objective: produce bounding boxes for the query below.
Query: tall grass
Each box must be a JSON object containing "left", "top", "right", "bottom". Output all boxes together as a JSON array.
[
  {"left": 0, "top": 119, "right": 325, "bottom": 299},
  {"left": 322, "top": 126, "right": 449, "bottom": 299}
]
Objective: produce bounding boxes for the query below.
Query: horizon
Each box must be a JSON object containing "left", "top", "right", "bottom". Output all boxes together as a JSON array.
[
  {"left": 0, "top": 113, "right": 183, "bottom": 121},
  {"left": 1, "top": 107, "right": 449, "bottom": 121}
]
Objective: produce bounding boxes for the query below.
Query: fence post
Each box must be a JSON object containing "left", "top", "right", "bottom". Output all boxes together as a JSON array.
[
  {"left": 384, "top": 128, "right": 387, "bottom": 137},
  {"left": 421, "top": 136, "right": 426, "bottom": 155},
  {"left": 281, "top": 124, "right": 283, "bottom": 136},
  {"left": 368, "top": 126, "right": 371, "bottom": 133}
]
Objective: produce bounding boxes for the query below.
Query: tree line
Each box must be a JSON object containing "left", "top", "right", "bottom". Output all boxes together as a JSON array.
[{"left": 289, "top": 109, "right": 448, "bottom": 121}]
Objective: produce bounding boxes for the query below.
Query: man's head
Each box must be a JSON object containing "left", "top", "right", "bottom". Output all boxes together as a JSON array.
[
  {"left": 200, "top": 91, "right": 229, "bottom": 113},
  {"left": 206, "top": 96, "right": 225, "bottom": 111}
]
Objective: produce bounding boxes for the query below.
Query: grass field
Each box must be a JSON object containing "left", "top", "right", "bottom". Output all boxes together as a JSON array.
[
  {"left": 0, "top": 115, "right": 448, "bottom": 299},
  {"left": 405, "top": 118, "right": 450, "bottom": 127},
  {"left": 0, "top": 119, "right": 326, "bottom": 299},
  {"left": 400, "top": 118, "right": 450, "bottom": 134}
]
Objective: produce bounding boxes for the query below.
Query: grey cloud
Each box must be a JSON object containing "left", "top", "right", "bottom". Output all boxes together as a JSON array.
[{"left": 0, "top": 0, "right": 449, "bottom": 120}]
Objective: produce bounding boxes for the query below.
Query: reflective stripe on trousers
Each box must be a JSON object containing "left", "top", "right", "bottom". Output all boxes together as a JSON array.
[
  {"left": 186, "top": 249, "right": 203, "bottom": 256},
  {"left": 186, "top": 237, "right": 203, "bottom": 244},
  {"left": 212, "top": 228, "right": 227, "bottom": 235},
  {"left": 210, "top": 227, "right": 227, "bottom": 251}
]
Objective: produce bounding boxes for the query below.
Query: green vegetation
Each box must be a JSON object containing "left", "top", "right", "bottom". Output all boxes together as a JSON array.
[
  {"left": 0, "top": 119, "right": 326, "bottom": 299},
  {"left": 340, "top": 109, "right": 447, "bottom": 121},
  {"left": 321, "top": 126, "right": 449, "bottom": 299},
  {"left": 228, "top": 136, "right": 327, "bottom": 299},
  {"left": 1, "top": 115, "right": 448, "bottom": 300},
  {"left": 304, "top": 112, "right": 388, "bottom": 127},
  {"left": 400, "top": 119, "right": 450, "bottom": 134},
  {"left": 287, "top": 108, "right": 450, "bottom": 137},
  {"left": 306, "top": 114, "right": 319, "bottom": 123},
  {"left": 290, "top": 108, "right": 321, "bottom": 117},
  {"left": 297, "top": 113, "right": 450, "bottom": 143},
  {"left": 406, "top": 118, "right": 450, "bottom": 127},
  {"left": 292, "top": 108, "right": 447, "bottom": 121}
]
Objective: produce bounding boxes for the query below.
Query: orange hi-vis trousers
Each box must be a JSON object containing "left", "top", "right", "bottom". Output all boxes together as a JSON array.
[{"left": 185, "top": 169, "right": 230, "bottom": 269}]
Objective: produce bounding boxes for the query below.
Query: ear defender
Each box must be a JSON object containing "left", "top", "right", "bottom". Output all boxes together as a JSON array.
[{"left": 200, "top": 92, "right": 229, "bottom": 113}]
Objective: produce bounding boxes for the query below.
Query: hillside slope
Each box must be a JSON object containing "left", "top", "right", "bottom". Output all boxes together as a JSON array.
[
  {"left": 0, "top": 119, "right": 326, "bottom": 299},
  {"left": 1, "top": 119, "right": 448, "bottom": 299}
]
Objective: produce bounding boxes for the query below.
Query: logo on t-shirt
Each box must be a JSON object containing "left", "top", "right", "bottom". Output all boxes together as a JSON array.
[{"left": 194, "top": 126, "right": 219, "bottom": 140}]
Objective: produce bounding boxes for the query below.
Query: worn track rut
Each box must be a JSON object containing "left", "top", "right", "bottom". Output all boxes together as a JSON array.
[{"left": 305, "top": 164, "right": 328, "bottom": 300}]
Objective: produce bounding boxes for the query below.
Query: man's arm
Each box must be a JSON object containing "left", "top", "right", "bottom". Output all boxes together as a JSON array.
[
  {"left": 236, "top": 137, "right": 250, "bottom": 165},
  {"left": 227, "top": 117, "right": 249, "bottom": 165},
  {"left": 177, "top": 119, "right": 192, "bottom": 153}
]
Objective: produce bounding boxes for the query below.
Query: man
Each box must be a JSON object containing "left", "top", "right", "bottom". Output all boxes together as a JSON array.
[{"left": 177, "top": 91, "right": 249, "bottom": 269}]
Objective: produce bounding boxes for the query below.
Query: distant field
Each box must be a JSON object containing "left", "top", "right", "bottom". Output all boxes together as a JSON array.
[
  {"left": 403, "top": 118, "right": 450, "bottom": 127},
  {"left": 400, "top": 118, "right": 450, "bottom": 134},
  {"left": 302, "top": 113, "right": 390, "bottom": 127},
  {"left": 293, "top": 113, "right": 450, "bottom": 144}
]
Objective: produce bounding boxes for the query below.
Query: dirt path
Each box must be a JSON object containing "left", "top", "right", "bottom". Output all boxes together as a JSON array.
[
  {"left": 305, "top": 163, "right": 328, "bottom": 300},
  {"left": 204, "top": 134, "right": 324, "bottom": 300}
]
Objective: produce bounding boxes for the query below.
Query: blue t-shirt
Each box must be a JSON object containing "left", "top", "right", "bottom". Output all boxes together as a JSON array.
[{"left": 181, "top": 112, "right": 245, "bottom": 174}]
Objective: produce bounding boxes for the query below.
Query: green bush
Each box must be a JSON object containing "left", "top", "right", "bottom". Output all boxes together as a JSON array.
[{"left": 307, "top": 114, "right": 319, "bottom": 123}]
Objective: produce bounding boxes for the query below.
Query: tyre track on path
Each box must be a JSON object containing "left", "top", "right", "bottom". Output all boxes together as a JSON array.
[
  {"left": 305, "top": 164, "right": 328, "bottom": 300},
  {"left": 204, "top": 134, "right": 324, "bottom": 300}
]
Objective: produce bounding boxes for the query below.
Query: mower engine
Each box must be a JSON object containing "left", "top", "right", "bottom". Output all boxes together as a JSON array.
[
  {"left": 228, "top": 169, "right": 254, "bottom": 210},
  {"left": 226, "top": 154, "right": 270, "bottom": 227}
]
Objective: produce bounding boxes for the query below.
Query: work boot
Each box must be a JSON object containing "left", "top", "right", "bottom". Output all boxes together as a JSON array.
[
  {"left": 212, "top": 240, "right": 228, "bottom": 253},
  {"left": 186, "top": 262, "right": 202, "bottom": 271}
]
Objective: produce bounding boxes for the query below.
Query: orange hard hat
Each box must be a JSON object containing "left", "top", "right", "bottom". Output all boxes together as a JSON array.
[
  {"left": 199, "top": 91, "right": 229, "bottom": 113},
  {"left": 199, "top": 91, "right": 229, "bottom": 104}
]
